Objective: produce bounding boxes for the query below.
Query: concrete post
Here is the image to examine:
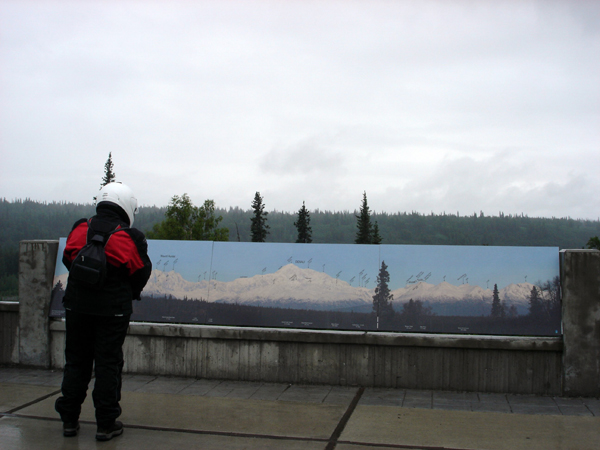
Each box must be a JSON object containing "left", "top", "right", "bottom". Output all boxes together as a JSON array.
[
  {"left": 18, "top": 240, "right": 59, "bottom": 367},
  {"left": 560, "top": 249, "right": 600, "bottom": 397}
]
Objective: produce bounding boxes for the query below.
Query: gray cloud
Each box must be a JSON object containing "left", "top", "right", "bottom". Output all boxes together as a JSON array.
[
  {"left": 0, "top": 0, "right": 598, "bottom": 219},
  {"left": 381, "top": 153, "right": 600, "bottom": 218},
  {"left": 260, "top": 137, "right": 347, "bottom": 176}
]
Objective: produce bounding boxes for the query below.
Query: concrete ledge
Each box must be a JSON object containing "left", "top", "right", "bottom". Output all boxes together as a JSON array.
[
  {"left": 50, "top": 319, "right": 564, "bottom": 393},
  {"left": 0, "top": 301, "right": 19, "bottom": 312},
  {"left": 50, "top": 319, "right": 563, "bottom": 352}
]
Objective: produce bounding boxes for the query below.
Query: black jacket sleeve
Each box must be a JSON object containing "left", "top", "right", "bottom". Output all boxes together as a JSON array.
[{"left": 127, "top": 228, "right": 152, "bottom": 300}]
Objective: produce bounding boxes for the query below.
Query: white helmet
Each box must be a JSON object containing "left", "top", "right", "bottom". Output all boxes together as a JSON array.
[{"left": 96, "top": 182, "right": 138, "bottom": 226}]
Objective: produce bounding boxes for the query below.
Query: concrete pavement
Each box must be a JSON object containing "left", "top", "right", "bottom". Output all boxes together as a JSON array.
[{"left": 1, "top": 366, "right": 599, "bottom": 449}]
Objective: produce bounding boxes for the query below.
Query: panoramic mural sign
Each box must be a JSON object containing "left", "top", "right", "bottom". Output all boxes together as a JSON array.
[{"left": 50, "top": 240, "right": 561, "bottom": 336}]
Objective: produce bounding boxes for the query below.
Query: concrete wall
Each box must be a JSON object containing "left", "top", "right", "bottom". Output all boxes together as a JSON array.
[
  {"left": 48, "top": 321, "right": 563, "bottom": 394},
  {"left": 17, "top": 240, "right": 58, "bottom": 367},
  {"left": 0, "top": 301, "right": 19, "bottom": 364},
  {"left": 560, "top": 249, "right": 600, "bottom": 397},
  {"left": 9, "top": 240, "right": 600, "bottom": 396}
]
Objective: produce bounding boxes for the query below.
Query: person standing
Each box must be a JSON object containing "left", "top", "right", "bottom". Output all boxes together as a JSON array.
[{"left": 55, "top": 182, "right": 152, "bottom": 441}]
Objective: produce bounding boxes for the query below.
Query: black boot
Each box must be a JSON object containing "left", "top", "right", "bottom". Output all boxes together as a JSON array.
[
  {"left": 62, "top": 421, "right": 80, "bottom": 437},
  {"left": 95, "top": 420, "right": 123, "bottom": 441}
]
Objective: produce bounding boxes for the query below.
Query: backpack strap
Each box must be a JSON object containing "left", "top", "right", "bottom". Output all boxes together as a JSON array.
[{"left": 87, "top": 219, "right": 130, "bottom": 246}]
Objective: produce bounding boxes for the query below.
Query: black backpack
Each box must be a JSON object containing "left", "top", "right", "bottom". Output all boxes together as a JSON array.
[{"left": 69, "top": 220, "right": 130, "bottom": 289}]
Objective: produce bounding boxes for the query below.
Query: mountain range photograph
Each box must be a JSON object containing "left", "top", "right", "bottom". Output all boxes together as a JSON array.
[{"left": 50, "top": 239, "right": 561, "bottom": 336}]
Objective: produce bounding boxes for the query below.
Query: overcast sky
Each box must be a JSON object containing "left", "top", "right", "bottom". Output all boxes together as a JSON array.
[{"left": 1, "top": 0, "right": 598, "bottom": 219}]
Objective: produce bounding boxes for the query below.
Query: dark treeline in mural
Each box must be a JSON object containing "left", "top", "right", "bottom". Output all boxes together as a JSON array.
[
  {"left": 126, "top": 294, "right": 560, "bottom": 336},
  {"left": 3, "top": 197, "right": 598, "bottom": 296}
]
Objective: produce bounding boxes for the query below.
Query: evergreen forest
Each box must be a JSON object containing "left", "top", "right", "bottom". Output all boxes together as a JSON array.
[{"left": 2, "top": 197, "right": 599, "bottom": 297}]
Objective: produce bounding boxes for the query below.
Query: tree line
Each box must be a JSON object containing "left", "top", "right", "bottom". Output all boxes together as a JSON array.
[{"left": 2, "top": 195, "right": 600, "bottom": 297}]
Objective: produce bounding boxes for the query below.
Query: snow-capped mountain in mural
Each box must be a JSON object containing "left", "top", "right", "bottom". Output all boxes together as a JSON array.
[{"left": 124, "top": 264, "right": 536, "bottom": 315}]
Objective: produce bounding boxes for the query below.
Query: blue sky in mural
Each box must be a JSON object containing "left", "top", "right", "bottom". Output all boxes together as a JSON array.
[
  {"left": 211, "top": 243, "right": 559, "bottom": 290},
  {"left": 162, "top": 241, "right": 559, "bottom": 290},
  {"left": 380, "top": 245, "right": 558, "bottom": 290},
  {"left": 211, "top": 242, "right": 380, "bottom": 286},
  {"left": 54, "top": 238, "right": 559, "bottom": 291},
  {"left": 146, "top": 240, "right": 213, "bottom": 282}
]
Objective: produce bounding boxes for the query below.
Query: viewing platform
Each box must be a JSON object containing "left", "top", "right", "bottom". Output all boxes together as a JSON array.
[{"left": 2, "top": 366, "right": 600, "bottom": 449}]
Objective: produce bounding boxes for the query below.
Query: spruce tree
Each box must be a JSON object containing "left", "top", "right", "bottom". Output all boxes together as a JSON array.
[
  {"left": 371, "top": 221, "right": 382, "bottom": 244},
  {"left": 101, "top": 152, "right": 116, "bottom": 187},
  {"left": 372, "top": 260, "right": 394, "bottom": 328},
  {"left": 355, "top": 191, "right": 372, "bottom": 244},
  {"left": 294, "top": 201, "right": 312, "bottom": 243},
  {"left": 490, "top": 284, "right": 502, "bottom": 317},
  {"left": 528, "top": 286, "right": 544, "bottom": 318},
  {"left": 250, "top": 191, "right": 270, "bottom": 242}
]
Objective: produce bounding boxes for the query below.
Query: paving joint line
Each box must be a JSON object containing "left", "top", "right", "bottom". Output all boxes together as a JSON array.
[
  {"left": 5, "top": 388, "right": 62, "bottom": 414},
  {"left": 324, "top": 386, "right": 364, "bottom": 450},
  {"left": 6, "top": 413, "right": 330, "bottom": 444},
  {"left": 337, "top": 439, "right": 471, "bottom": 450}
]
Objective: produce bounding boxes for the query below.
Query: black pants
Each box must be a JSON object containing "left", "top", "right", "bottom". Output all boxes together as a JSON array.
[{"left": 55, "top": 309, "right": 130, "bottom": 428}]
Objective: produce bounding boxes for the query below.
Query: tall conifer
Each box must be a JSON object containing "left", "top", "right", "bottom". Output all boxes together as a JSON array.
[
  {"left": 371, "top": 221, "right": 382, "bottom": 244},
  {"left": 491, "top": 284, "right": 502, "bottom": 317},
  {"left": 250, "top": 192, "right": 270, "bottom": 242},
  {"left": 294, "top": 201, "right": 312, "bottom": 243},
  {"left": 372, "top": 260, "right": 394, "bottom": 328},
  {"left": 101, "top": 152, "right": 116, "bottom": 187},
  {"left": 355, "top": 191, "right": 372, "bottom": 244}
]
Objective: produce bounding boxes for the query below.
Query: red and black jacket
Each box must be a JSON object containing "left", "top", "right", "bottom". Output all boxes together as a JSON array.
[{"left": 62, "top": 206, "right": 152, "bottom": 316}]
